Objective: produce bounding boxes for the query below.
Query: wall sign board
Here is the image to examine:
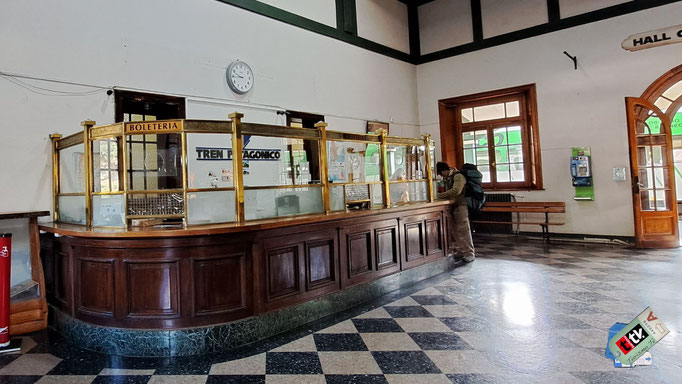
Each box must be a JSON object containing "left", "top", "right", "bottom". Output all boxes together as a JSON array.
[{"left": 622, "top": 24, "right": 682, "bottom": 51}]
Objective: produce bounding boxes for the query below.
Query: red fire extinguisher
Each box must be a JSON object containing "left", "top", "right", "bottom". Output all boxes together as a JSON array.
[{"left": 0, "top": 233, "right": 10, "bottom": 347}]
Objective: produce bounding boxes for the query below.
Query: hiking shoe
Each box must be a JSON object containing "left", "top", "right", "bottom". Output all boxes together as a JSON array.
[{"left": 463, "top": 255, "right": 475, "bottom": 262}]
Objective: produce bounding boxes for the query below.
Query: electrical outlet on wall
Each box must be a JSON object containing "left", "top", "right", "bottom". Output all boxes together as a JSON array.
[{"left": 613, "top": 167, "right": 627, "bottom": 181}]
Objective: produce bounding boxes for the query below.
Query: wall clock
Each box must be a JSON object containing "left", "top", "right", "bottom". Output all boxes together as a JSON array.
[{"left": 226, "top": 60, "right": 254, "bottom": 94}]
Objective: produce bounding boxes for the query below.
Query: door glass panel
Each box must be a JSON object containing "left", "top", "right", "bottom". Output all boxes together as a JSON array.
[
  {"left": 651, "top": 146, "right": 667, "bottom": 166},
  {"left": 637, "top": 147, "right": 651, "bottom": 167},
  {"left": 479, "top": 165, "right": 491, "bottom": 183},
  {"left": 654, "top": 97, "right": 672, "bottom": 112},
  {"left": 653, "top": 167, "right": 667, "bottom": 188},
  {"left": 493, "top": 127, "right": 506, "bottom": 146},
  {"left": 640, "top": 190, "right": 654, "bottom": 211},
  {"left": 638, "top": 168, "right": 652, "bottom": 189},
  {"left": 662, "top": 80, "right": 682, "bottom": 101},
  {"left": 464, "top": 149, "right": 475, "bottom": 163},
  {"left": 476, "top": 149, "right": 490, "bottom": 164},
  {"left": 508, "top": 145, "right": 523, "bottom": 163},
  {"left": 645, "top": 115, "right": 663, "bottom": 134},
  {"left": 462, "top": 132, "right": 475, "bottom": 148},
  {"left": 495, "top": 147, "right": 508, "bottom": 163},
  {"left": 474, "top": 130, "right": 487, "bottom": 147},
  {"left": 511, "top": 163, "right": 525, "bottom": 182},
  {"left": 655, "top": 189, "right": 669, "bottom": 211},
  {"left": 496, "top": 164, "right": 510, "bottom": 182},
  {"left": 507, "top": 126, "right": 522, "bottom": 145},
  {"left": 461, "top": 108, "right": 473, "bottom": 123}
]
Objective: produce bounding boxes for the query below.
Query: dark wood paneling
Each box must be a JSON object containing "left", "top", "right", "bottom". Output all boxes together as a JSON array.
[
  {"left": 40, "top": 243, "right": 54, "bottom": 297},
  {"left": 306, "top": 239, "right": 335, "bottom": 289},
  {"left": 78, "top": 259, "right": 114, "bottom": 316},
  {"left": 193, "top": 254, "right": 247, "bottom": 315},
  {"left": 266, "top": 246, "right": 300, "bottom": 300},
  {"left": 405, "top": 222, "right": 425, "bottom": 262},
  {"left": 375, "top": 227, "right": 398, "bottom": 270},
  {"left": 348, "top": 231, "right": 372, "bottom": 277},
  {"left": 53, "top": 248, "right": 71, "bottom": 313},
  {"left": 126, "top": 261, "right": 180, "bottom": 318},
  {"left": 425, "top": 218, "right": 443, "bottom": 256}
]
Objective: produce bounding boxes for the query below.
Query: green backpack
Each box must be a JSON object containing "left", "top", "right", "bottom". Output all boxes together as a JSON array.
[{"left": 459, "top": 163, "right": 486, "bottom": 215}]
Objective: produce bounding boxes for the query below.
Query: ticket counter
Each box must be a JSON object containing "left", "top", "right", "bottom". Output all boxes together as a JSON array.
[{"left": 40, "top": 114, "right": 453, "bottom": 356}]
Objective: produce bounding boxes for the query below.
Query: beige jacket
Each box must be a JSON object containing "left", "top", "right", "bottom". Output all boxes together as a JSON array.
[{"left": 437, "top": 169, "right": 466, "bottom": 205}]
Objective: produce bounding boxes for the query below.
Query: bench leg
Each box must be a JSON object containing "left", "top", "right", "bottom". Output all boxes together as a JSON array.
[{"left": 541, "top": 224, "right": 549, "bottom": 243}]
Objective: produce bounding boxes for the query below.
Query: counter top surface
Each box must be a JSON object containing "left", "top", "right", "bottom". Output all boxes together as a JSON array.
[
  {"left": 39, "top": 201, "right": 452, "bottom": 238},
  {"left": 1, "top": 211, "right": 51, "bottom": 220}
]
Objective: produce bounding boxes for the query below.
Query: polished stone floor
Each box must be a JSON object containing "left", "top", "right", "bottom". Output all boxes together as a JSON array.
[{"left": 1, "top": 236, "right": 681, "bottom": 383}]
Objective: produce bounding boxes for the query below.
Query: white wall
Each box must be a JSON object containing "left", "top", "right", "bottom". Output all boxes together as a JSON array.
[
  {"left": 257, "top": 0, "right": 337, "bottom": 27},
  {"left": 417, "top": 2, "right": 682, "bottom": 236},
  {"left": 0, "top": 0, "right": 419, "bottom": 214},
  {"left": 481, "top": 0, "right": 548, "bottom": 38},
  {"left": 560, "top": 0, "right": 631, "bottom": 19},
  {"left": 357, "top": 0, "right": 410, "bottom": 53},
  {"left": 419, "top": 0, "right": 473, "bottom": 55}
]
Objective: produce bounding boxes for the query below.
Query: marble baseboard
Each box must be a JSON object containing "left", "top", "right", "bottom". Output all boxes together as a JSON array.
[{"left": 50, "top": 255, "right": 455, "bottom": 357}]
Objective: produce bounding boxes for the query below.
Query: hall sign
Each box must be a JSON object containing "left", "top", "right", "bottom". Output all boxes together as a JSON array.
[
  {"left": 622, "top": 24, "right": 682, "bottom": 51},
  {"left": 196, "top": 147, "right": 281, "bottom": 161},
  {"left": 125, "top": 120, "right": 183, "bottom": 134}
]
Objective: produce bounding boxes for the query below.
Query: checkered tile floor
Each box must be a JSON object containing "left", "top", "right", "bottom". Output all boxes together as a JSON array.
[{"left": 1, "top": 236, "right": 681, "bottom": 383}]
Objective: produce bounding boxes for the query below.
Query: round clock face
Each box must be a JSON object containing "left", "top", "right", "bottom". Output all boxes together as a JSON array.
[{"left": 227, "top": 61, "right": 254, "bottom": 94}]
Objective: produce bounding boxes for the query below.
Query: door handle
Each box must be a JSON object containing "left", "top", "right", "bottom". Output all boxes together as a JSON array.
[{"left": 632, "top": 175, "right": 640, "bottom": 194}]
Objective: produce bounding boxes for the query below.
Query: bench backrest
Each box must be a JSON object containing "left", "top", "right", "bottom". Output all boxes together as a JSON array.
[{"left": 481, "top": 201, "right": 565, "bottom": 213}]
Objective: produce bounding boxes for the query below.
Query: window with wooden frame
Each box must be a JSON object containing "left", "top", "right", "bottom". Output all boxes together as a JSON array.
[{"left": 438, "top": 84, "right": 542, "bottom": 190}]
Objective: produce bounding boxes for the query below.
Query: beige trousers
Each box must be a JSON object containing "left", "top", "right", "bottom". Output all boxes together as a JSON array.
[{"left": 447, "top": 203, "right": 475, "bottom": 259}]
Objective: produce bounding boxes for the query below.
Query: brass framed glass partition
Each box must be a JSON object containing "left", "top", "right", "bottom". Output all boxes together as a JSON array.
[{"left": 50, "top": 114, "right": 435, "bottom": 228}]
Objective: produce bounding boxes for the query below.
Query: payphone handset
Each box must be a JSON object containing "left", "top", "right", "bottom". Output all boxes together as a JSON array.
[{"left": 571, "top": 156, "right": 592, "bottom": 186}]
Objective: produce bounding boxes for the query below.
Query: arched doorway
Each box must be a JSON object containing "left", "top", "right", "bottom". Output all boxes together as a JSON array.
[{"left": 627, "top": 64, "right": 682, "bottom": 248}]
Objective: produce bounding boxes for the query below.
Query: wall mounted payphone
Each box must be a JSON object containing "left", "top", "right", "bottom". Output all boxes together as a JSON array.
[{"left": 571, "top": 155, "right": 592, "bottom": 186}]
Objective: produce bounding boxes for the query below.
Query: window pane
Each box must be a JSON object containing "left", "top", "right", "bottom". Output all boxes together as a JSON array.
[
  {"left": 330, "top": 185, "right": 345, "bottom": 211},
  {"left": 59, "top": 144, "right": 86, "bottom": 194},
  {"left": 464, "top": 149, "right": 475, "bottom": 164},
  {"left": 645, "top": 115, "right": 662, "bottom": 134},
  {"left": 508, "top": 145, "right": 523, "bottom": 163},
  {"left": 187, "top": 133, "right": 234, "bottom": 189},
  {"left": 653, "top": 167, "right": 668, "bottom": 188},
  {"left": 506, "top": 101, "right": 520, "bottom": 117},
  {"left": 654, "top": 97, "right": 672, "bottom": 113},
  {"left": 474, "top": 130, "right": 487, "bottom": 147},
  {"left": 507, "top": 126, "right": 522, "bottom": 145},
  {"left": 473, "top": 103, "right": 505, "bottom": 122},
  {"left": 640, "top": 190, "right": 654, "bottom": 211},
  {"left": 187, "top": 191, "right": 236, "bottom": 225},
  {"left": 476, "top": 148, "right": 490, "bottom": 165},
  {"left": 655, "top": 189, "right": 669, "bottom": 211},
  {"left": 58, "top": 195, "right": 87, "bottom": 225},
  {"left": 652, "top": 146, "right": 666, "bottom": 166},
  {"left": 244, "top": 187, "right": 323, "bottom": 220},
  {"left": 496, "top": 164, "right": 510, "bottom": 182},
  {"left": 462, "top": 132, "right": 475, "bottom": 148},
  {"left": 511, "top": 163, "right": 525, "bottom": 182},
  {"left": 495, "top": 146, "right": 509, "bottom": 164},
  {"left": 637, "top": 147, "right": 651, "bottom": 167},
  {"left": 639, "top": 168, "right": 652, "bottom": 189},
  {"left": 662, "top": 80, "right": 682, "bottom": 101},
  {"left": 479, "top": 165, "right": 491, "bottom": 183},
  {"left": 493, "top": 127, "right": 506, "bottom": 146},
  {"left": 461, "top": 108, "right": 473, "bottom": 123}
]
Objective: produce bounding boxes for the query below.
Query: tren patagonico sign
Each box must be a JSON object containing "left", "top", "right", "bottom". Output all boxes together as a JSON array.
[{"left": 622, "top": 24, "right": 682, "bottom": 51}]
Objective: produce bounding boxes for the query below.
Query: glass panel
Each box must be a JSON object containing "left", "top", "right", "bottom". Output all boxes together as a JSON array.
[
  {"left": 461, "top": 108, "right": 473, "bottom": 123},
  {"left": 637, "top": 147, "right": 651, "bottom": 167},
  {"left": 330, "top": 185, "right": 345, "bottom": 211},
  {"left": 329, "top": 142, "right": 379, "bottom": 183},
  {"left": 92, "top": 194, "right": 125, "bottom": 227},
  {"left": 244, "top": 187, "right": 323, "bottom": 220},
  {"left": 495, "top": 146, "right": 509, "bottom": 164},
  {"left": 507, "top": 126, "right": 522, "bottom": 145},
  {"left": 479, "top": 165, "right": 491, "bottom": 183},
  {"left": 655, "top": 189, "right": 669, "bottom": 211},
  {"left": 366, "top": 144, "right": 381, "bottom": 182},
  {"left": 462, "top": 132, "right": 475, "bottom": 148},
  {"left": 473, "top": 103, "right": 505, "bottom": 122},
  {"left": 242, "top": 137, "right": 320, "bottom": 186},
  {"left": 476, "top": 148, "right": 490, "bottom": 165},
  {"left": 496, "top": 164, "right": 510, "bottom": 182},
  {"left": 640, "top": 190, "right": 654, "bottom": 211},
  {"left": 187, "top": 133, "right": 234, "bottom": 189},
  {"left": 127, "top": 192, "right": 184, "bottom": 216},
  {"left": 645, "top": 115, "right": 662, "bottom": 134},
  {"left": 59, "top": 144, "right": 86, "bottom": 193},
  {"left": 510, "top": 163, "right": 525, "bottom": 182},
  {"left": 653, "top": 167, "right": 667, "bottom": 188},
  {"left": 505, "top": 101, "right": 520, "bottom": 117},
  {"left": 662, "top": 80, "right": 682, "bottom": 101},
  {"left": 187, "top": 191, "right": 236, "bottom": 225},
  {"left": 58, "top": 195, "right": 86, "bottom": 225},
  {"left": 0, "top": 218, "right": 32, "bottom": 287},
  {"left": 639, "top": 168, "right": 652, "bottom": 189},
  {"left": 127, "top": 133, "right": 182, "bottom": 191},
  {"left": 92, "top": 138, "right": 120, "bottom": 193},
  {"left": 652, "top": 146, "right": 667, "bottom": 166},
  {"left": 654, "top": 97, "right": 672, "bottom": 113},
  {"left": 474, "top": 130, "right": 488, "bottom": 147},
  {"left": 493, "top": 127, "right": 507, "bottom": 146},
  {"left": 508, "top": 145, "right": 523, "bottom": 163},
  {"left": 390, "top": 181, "right": 427, "bottom": 204},
  {"left": 464, "top": 149, "right": 475, "bottom": 164},
  {"left": 386, "top": 145, "right": 424, "bottom": 181}
]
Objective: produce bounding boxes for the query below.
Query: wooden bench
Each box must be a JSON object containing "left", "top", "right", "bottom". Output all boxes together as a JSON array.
[{"left": 471, "top": 201, "right": 565, "bottom": 241}]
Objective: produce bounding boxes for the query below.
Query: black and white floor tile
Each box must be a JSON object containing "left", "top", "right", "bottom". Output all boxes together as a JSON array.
[{"left": 1, "top": 236, "right": 681, "bottom": 383}]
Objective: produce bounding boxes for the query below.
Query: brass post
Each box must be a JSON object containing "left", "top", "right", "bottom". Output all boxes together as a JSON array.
[
  {"left": 423, "top": 134, "right": 434, "bottom": 202},
  {"left": 315, "top": 122, "right": 330, "bottom": 214},
  {"left": 49, "top": 134, "right": 62, "bottom": 222},
  {"left": 82, "top": 120, "right": 96, "bottom": 227},
  {"left": 181, "top": 130, "right": 189, "bottom": 227},
  {"left": 229, "top": 112, "right": 245, "bottom": 222},
  {"left": 122, "top": 127, "right": 129, "bottom": 228},
  {"left": 379, "top": 129, "right": 391, "bottom": 208}
]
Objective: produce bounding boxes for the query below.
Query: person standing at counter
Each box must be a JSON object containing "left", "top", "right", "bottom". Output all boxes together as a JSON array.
[{"left": 436, "top": 162, "right": 475, "bottom": 262}]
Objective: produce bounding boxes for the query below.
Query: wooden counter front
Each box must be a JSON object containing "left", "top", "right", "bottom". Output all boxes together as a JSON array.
[{"left": 39, "top": 202, "right": 451, "bottom": 329}]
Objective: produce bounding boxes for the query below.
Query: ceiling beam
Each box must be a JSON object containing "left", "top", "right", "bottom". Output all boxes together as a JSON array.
[{"left": 396, "top": 0, "right": 437, "bottom": 6}]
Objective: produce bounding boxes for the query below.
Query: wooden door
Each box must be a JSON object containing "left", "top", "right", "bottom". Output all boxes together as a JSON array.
[{"left": 626, "top": 97, "right": 679, "bottom": 248}]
